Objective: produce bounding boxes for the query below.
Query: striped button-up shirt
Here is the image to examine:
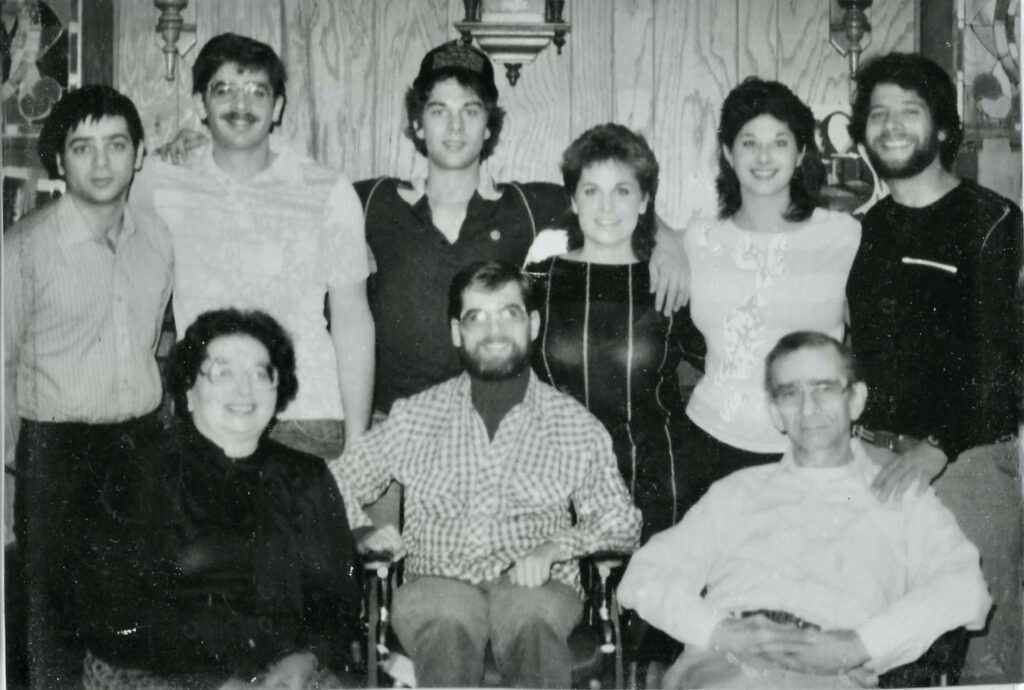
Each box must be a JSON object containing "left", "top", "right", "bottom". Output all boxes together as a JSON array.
[
  {"left": 4, "top": 195, "right": 173, "bottom": 463},
  {"left": 330, "top": 371, "right": 641, "bottom": 593}
]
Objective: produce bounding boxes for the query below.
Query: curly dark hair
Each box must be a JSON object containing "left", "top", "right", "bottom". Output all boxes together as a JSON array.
[
  {"left": 167, "top": 309, "right": 298, "bottom": 419},
  {"left": 716, "top": 78, "right": 823, "bottom": 222},
  {"left": 560, "top": 123, "right": 658, "bottom": 262},
  {"left": 404, "top": 70, "right": 506, "bottom": 162},
  {"left": 37, "top": 85, "right": 145, "bottom": 179},
  {"left": 848, "top": 53, "right": 962, "bottom": 171}
]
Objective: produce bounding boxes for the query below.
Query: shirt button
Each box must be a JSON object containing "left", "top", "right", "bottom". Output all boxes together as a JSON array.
[
  {"left": 879, "top": 297, "right": 897, "bottom": 314},
  {"left": 490, "top": 229, "right": 501, "bottom": 241}
]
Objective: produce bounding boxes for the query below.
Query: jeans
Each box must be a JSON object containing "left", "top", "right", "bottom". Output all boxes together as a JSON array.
[
  {"left": 14, "top": 412, "right": 162, "bottom": 690},
  {"left": 392, "top": 575, "right": 583, "bottom": 688},
  {"left": 268, "top": 418, "right": 346, "bottom": 459}
]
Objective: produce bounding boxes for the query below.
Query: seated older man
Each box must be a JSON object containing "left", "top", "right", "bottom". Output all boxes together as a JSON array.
[{"left": 618, "top": 331, "right": 991, "bottom": 689}]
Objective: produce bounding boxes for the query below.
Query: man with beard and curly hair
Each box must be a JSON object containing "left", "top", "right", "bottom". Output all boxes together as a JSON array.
[{"left": 846, "top": 52, "right": 1022, "bottom": 683}]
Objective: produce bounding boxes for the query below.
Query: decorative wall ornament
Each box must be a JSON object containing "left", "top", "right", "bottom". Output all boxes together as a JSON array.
[
  {"left": 455, "top": 0, "right": 569, "bottom": 86},
  {"left": 828, "top": 0, "right": 873, "bottom": 78},
  {"left": 154, "top": 0, "right": 196, "bottom": 81}
]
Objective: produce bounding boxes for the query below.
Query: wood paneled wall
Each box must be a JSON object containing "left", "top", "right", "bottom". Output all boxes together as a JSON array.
[{"left": 116, "top": 0, "right": 914, "bottom": 226}]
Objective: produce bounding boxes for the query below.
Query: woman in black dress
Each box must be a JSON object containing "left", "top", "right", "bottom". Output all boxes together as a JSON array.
[
  {"left": 527, "top": 124, "right": 703, "bottom": 541},
  {"left": 78, "top": 309, "right": 361, "bottom": 690}
]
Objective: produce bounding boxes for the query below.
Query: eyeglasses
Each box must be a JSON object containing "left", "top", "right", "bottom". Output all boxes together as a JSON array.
[
  {"left": 199, "top": 361, "right": 279, "bottom": 391},
  {"left": 206, "top": 81, "right": 273, "bottom": 104},
  {"left": 771, "top": 380, "right": 849, "bottom": 408},
  {"left": 459, "top": 305, "right": 528, "bottom": 331}
]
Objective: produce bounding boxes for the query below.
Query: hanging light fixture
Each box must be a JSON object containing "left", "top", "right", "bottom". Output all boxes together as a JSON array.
[
  {"left": 455, "top": 0, "right": 570, "bottom": 86},
  {"left": 154, "top": 0, "right": 197, "bottom": 81},
  {"left": 829, "top": 0, "right": 873, "bottom": 78}
]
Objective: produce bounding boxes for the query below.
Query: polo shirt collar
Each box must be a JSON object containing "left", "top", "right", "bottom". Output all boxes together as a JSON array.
[
  {"left": 194, "top": 132, "right": 304, "bottom": 185},
  {"left": 397, "top": 173, "right": 503, "bottom": 207}
]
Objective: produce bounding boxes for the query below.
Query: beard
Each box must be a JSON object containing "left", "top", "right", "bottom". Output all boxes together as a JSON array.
[
  {"left": 459, "top": 337, "right": 532, "bottom": 381},
  {"left": 865, "top": 126, "right": 942, "bottom": 180}
]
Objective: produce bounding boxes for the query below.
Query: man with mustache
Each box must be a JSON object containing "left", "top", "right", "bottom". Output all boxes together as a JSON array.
[
  {"left": 846, "top": 53, "right": 1022, "bottom": 681},
  {"left": 131, "top": 33, "right": 374, "bottom": 457},
  {"left": 329, "top": 261, "right": 641, "bottom": 688}
]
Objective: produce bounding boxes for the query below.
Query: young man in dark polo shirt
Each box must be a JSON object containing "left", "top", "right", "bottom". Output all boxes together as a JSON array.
[{"left": 358, "top": 42, "right": 689, "bottom": 412}]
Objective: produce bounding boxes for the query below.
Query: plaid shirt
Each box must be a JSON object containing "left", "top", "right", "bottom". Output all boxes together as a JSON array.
[{"left": 330, "top": 372, "right": 641, "bottom": 594}]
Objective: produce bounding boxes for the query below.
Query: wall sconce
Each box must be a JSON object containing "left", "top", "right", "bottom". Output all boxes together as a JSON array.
[
  {"left": 154, "top": 0, "right": 197, "bottom": 81},
  {"left": 829, "top": 0, "right": 873, "bottom": 78},
  {"left": 455, "top": 0, "right": 570, "bottom": 86}
]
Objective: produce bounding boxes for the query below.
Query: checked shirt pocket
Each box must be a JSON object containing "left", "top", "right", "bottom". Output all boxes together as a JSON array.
[
  {"left": 406, "top": 467, "right": 464, "bottom": 519},
  {"left": 507, "top": 469, "right": 569, "bottom": 517}
]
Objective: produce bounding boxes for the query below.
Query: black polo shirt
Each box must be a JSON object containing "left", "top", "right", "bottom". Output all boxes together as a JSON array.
[
  {"left": 357, "top": 177, "right": 570, "bottom": 411},
  {"left": 847, "top": 180, "right": 1022, "bottom": 459}
]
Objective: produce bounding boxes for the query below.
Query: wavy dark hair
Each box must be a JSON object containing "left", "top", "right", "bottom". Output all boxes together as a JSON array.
[
  {"left": 404, "top": 70, "right": 506, "bottom": 162},
  {"left": 448, "top": 261, "right": 535, "bottom": 321},
  {"left": 716, "top": 78, "right": 823, "bottom": 222},
  {"left": 37, "top": 85, "right": 145, "bottom": 179},
  {"left": 848, "top": 53, "right": 962, "bottom": 170},
  {"left": 167, "top": 308, "right": 298, "bottom": 418},
  {"left": 559, "top": 123, "right": 658, "bottom": 262}
]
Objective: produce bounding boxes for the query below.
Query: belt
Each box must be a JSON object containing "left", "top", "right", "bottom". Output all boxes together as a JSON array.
[
  {"left": 852, "top": 425, "right": 921, "bottom": 453},
  {"left": 741, "top": 609, "right": 821, "bottom": 631}
]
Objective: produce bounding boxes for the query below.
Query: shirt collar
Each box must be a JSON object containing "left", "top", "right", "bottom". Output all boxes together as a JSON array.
[
  {"left": 455, "top": 369, "right": 541, "bottom": 413},
  {"left": 777, "top": 436, "right": 872, "bottom": 481},
  {"left": 194, "top": 132, "right": 304, "bottom": 185},
  {"left": 397, "top": 173, "right": 503, "bottom": 207},
  {"left": 55, "top": 194, "right": 138, "bottom": 250}
]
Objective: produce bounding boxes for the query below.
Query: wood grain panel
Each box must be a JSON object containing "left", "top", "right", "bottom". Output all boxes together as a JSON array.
[
  {"left": 737, "top": 0, "right": 778, "bottom": 80},
  {"left": 115, "top": 0, "right": 191, "bottom": 150},
  {"left": 568, "top": 0, "right": 614, "bottom": 138},
  {"left": 652, "top": 0, "right": 736, "bottom": 228},
  {"left": 205, "top": 0, "right": 282, "bottom": 52},
  {"left": 373, "top": 0, "right": 449, "bottom": 181},
  {"left": 777, "top": 0, "right": 847, "bottom": 107},
  {"left": 284, "top": 0, "right": 376, "bottom": 177},
  {"left": 859, "top": 1, "right": 915, "bottom": 66},
  {"left": 612, "top": 0, "right": 656, "bottom": 136},
  {"left": 484, "top": 23, "right": 573, "bottom": 184},
  {"left": 778, "top": 0, "right": 913, "bottom": 110}
]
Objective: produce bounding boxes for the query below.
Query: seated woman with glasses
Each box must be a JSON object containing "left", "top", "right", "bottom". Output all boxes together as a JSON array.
[
  {"left": 527, "top": 123, "right": 704, "bottom": 542},
  {"left": 77, "top": 309, "right": 361, "bottom": 690}
]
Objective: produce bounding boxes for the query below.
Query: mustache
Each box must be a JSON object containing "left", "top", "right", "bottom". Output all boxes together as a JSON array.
[{"left": 221, "top": 112, "right": 259, "bottom": 124}]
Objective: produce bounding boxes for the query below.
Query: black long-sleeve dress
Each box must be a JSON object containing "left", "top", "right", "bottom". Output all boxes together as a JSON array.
[
  {"left": 77, "top": 421, "right": 361, "bottom": 686},
  {"left": 528, "top": 257, "right": 704, "bottom": 540}
]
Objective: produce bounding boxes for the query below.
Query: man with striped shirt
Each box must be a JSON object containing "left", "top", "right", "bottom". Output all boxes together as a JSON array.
[
  {"left": 3, "top": 86, "right": 173, "bottom": 688},
  {"left": 330, "top": 261, "right": 641, "bottom": 688}
]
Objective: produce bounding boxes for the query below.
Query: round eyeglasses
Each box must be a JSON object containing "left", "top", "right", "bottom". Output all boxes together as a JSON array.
[
  {"left": 459, "top": 305, "right": 529, "bottom": 331},
  {"left": 206, "top": 81, "right": 273, "bottom": 104}
]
